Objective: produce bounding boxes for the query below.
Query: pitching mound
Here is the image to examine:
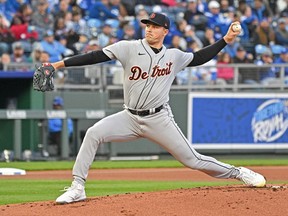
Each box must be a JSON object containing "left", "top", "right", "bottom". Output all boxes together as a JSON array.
[{"left": 1, "top": 185, "right": 288, "bottom": 216}]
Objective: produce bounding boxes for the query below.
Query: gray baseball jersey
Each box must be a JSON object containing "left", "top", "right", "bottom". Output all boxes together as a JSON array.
[
  {"left": 103, "top": 39, "right": 193, "bottom": 109},
  {"left": 72, "top": 39, "right": 239, "bottom": 182}
]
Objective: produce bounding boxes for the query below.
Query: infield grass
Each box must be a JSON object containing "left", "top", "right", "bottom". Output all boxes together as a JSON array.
[
  {"left": 0, "top": 179, "right": 238, "bottom": 205},
  {"left": 1, "top": 158, "right": 288, "bottom": 205},
  {"left": 1, "top": 157, "right": 288, "bottom": 171}
]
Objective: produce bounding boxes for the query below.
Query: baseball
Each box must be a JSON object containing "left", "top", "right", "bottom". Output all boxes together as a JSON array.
[{"left": 232, "top": 24, "right": 242, "bottom": 32}]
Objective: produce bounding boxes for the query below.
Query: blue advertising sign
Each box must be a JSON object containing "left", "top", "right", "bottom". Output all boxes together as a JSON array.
[{"left": 188, "top": 93, "right": 288, "bottom": 149}]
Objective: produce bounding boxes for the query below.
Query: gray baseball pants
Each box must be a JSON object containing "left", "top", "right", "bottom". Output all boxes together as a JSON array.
[{"left": 73, "top": 104, "right": 239, "bottom": 181}]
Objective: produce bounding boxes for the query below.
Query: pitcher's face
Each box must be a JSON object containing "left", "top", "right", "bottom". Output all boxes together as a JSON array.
[{"left": 145, "top": 23, "right": 168, "bottom": 47}]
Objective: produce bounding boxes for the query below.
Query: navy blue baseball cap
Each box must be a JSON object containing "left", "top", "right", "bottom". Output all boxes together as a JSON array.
[
  {"left": 53, "top": 96, "right": 64, "bottom": 106},
  {"left": 141, "top": 13, "right": 170, "bottom": 29}
]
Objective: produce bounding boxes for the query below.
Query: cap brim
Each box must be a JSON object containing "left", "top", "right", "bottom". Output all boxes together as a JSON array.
[{"left": 141, "top": 19, "right": 163, "bottom": 27}]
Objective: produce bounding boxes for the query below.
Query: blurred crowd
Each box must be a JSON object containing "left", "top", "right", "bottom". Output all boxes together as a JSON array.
[{"left": 0, "top": 0, "right": 287, "bottom": 85}]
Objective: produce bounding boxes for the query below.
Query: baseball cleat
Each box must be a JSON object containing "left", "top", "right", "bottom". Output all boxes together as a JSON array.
[
  {"left": 56, "top": 181, "right": 86, "bottom": 204},
  {"left": 236, "top": 167, "right": 266, "bottom": 187}
]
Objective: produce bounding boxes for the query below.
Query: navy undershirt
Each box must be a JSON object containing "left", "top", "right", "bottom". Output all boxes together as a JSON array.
[{"left": 64, "top": 39, "right": 227, "bottom": 67}]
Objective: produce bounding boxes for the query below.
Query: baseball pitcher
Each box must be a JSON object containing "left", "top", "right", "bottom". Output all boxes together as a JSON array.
[{"left": 33, "top": 13, "right": 266, "bottom": 204}]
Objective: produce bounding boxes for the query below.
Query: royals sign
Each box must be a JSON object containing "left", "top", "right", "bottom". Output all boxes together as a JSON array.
[{"left": 188, "top": 93, "right": 288, "bottom": 150}]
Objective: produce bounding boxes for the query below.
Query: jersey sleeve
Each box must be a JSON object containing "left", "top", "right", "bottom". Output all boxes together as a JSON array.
[
  {"left": 102, "top": 40, "right": 131, "bottom": 65},
  {"left": 172, "top": 49, "right": 194, "bottom": 72}
]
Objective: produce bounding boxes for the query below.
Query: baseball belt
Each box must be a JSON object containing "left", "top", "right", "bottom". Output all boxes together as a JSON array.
[{"left": 128, "top": 105, "right": 163, "bottom": 116}]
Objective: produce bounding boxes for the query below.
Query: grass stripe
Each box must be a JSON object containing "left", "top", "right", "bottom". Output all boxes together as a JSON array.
[
  {"left": 1, "top": 158, "right": 288, "bottom": 171},
  {"left": 0, "top": 179, "right": 238, "bottom": 205}
]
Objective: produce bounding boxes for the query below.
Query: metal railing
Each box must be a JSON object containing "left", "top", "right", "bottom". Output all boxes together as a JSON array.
[
  {"left": 53, "top": 63, "right": 288, "bottom": 91},
  {"left": 2, "top": 62, "right": 288, "bottom": 92}
]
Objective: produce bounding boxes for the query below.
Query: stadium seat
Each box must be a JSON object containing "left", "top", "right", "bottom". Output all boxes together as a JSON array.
[
  {"left": 255, "top": 44, "right": 269, "bottom": 55},
  {"left": 87, "top": 18, "right": 102, "bottom": 28},
  {"left": 270, "top": 44, "right": 284, "bottom": 55}
]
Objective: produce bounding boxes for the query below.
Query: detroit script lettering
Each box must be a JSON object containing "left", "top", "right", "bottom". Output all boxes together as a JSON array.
[{"left": 129, "top": 62, "right": 173, "bottom": 80}]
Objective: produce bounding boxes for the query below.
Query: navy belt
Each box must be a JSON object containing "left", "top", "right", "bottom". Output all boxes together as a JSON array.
[{"left": 128, "top": 105, "right": 163, "bottom": 116}]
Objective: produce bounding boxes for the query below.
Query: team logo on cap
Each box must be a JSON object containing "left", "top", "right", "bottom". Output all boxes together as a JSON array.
[{"left": 150, "top": 13, "right": 156, "bottom": 18}]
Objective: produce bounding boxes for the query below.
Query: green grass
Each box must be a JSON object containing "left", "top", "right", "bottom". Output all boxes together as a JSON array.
[
  {"left": 0, "top": 179, "right": 238, "bottom": 205},
  {"left": 0, "top": 159, "right": 288, "bottom": 205},
  {"left": 1, "top": 158, "right": 288, "bottom": 171}
]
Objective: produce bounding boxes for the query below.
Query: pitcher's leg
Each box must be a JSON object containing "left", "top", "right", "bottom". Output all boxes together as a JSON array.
[
  {"left": 143, "top": 109, "right": 239, "bottom": 179},
  {"left": 73, "top": 111, "right": 139, "bottom": 181}
]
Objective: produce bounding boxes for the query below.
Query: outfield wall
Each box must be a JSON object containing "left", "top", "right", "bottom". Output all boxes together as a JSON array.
[{"left": 1, "top": 91, "right": 288, "bottom": 160}]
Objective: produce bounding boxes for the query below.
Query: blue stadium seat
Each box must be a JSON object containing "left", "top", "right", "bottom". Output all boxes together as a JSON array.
[
  {"left": 270, "top": 44, "right": 284, "bottom": 55},
  {"left": 87, "top": 18, "right": 102, "bottom": 28},
  {"left": 255, "top": 44, "right": 269, "bottom": 55}
]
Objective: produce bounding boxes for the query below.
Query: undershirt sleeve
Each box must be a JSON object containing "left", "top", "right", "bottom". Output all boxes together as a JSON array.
[
  {"left": 188, "top": 38, "right": 227, "bottom": 67},
  {"left": 64, "top": 50, "right": 111, "bottom": 67}
]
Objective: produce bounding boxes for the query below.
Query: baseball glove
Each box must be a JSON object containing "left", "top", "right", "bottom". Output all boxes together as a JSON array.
[{"left": 33, "top": 63, "right": 55, "bottom": 92}]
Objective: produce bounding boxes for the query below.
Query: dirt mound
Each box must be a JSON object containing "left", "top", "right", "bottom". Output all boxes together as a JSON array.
[{"left": 1, "top": 185, "right": 287, "bottom": 216}]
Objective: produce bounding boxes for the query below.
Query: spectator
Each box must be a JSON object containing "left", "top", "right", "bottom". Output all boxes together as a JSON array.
[
  {"left": 29, "top": 43, "right": 43, "bottom": 64},
  {"left": 109, "top": 0, "right": 125, "bottom": 20},
  {"left": 216, "top": 52, "right": 234, "bottom": 84},
  {"left": 88, "top": 0, "right": 119, "bottom": 21},
  {"left": 251, "top": 0, "right": 272, "bottom": 22},
  {"left": 6, "top": 0, "right": 29, "bottom": 14},
  {"left": 76, "top": 0, "right": 98, "bottom": 16},
  {"left": 169, "top": 35, "right": 186, "bottom": 51},
  {"left": 120, "top": 0, "right": 136, "bottom": 16},
  {"left": 220, "top": 0, "right": 234, "bottom": 14},
  {"left": 255, "top": 48, "right": 278, "bottom": 85},
  {"left": 40, "top": 30, "right": 70, "bottom": 62},
  {"left": 10, "top": 15, "right": 38, "bottom": 42},
  {"left": 53, "top": 15, "right": 80, "bottom": 55},
  {"left": 0, "top": 14, "right": 15, "bottom": 55},
  {"left": 68, "top": 0, "right": 85, "bottom": 16},
  {"left": 120, "top": 23, "right": 136, "bottom": 41},
  {"left": 252, "top": 18, "right": 275, "bottom": 46},
  {"left": 186, "top": 39, "right": 201, "bottom": 52},
  {"left": 183, "top": 0, "right": 207, "bottom": 32},
  {"left": 0, "top": 53, "right": 11, "bottom": 70},
  {"left": 222, "top": 38, "right": 241, "bottom": 58},
  {"left": 32, "top": 0, "right": 59, "bottom": 12},
  {"left": 63, "top": 9, "right": 90, "bottom": 54},
  {"left": 39, "top": 51, "right": 50, "bottom": 63},
  {"left": 98, "top": 23, "right": 115, "bottom": 48},
  {"left": 219, "top": 4, "right": 236, "bottom": 36},
  {"left": 10, "top": 3, "right": 33, "bottom": 25},
  {"left": 205, "top": 0, "right": 224, "bottom": 39},
  {"left": 274, "top": 47, "right": 288, "bottom": 83},
  {"left": 174, "top": 19, "right": 203, "bottom": 49},
  {"left": 10, "top": 4, "right": 39, "bottom": 44},
  {"left": 0, "top": 0, "right": 15, "bottom": 23},
  {"left": 280, "top": 3, "right": 288, "bottom": 18},
  {"left": 201, "top": 27, "right": 216, "bottom": 47},
  {"left": 275, "top": 18, "right": 288, "bottom": 46},
  {"left": 239, "top": 5, "right": 258, "bottom": 43},
  {"left": 31, "top": 0, "right": 54, "bottom": 39},
  {"left": 267, "top": 0, "right": 278, "bottom": 15},
  {"left": 10, "top": 42, "right": 28, "bottom": 63},
  {"left": 66, "top": 9, "right": 89, "bottom": 39},
  {"left": 52, "top": 0, "right": 72, "bottom": 20},
  {"left": 82, "top": 39, "right": 101, "bottom": 53},
  {"left": 48, "top": 96, "right": 73, "bottom": 157},
  {"left": 179, "top": 58, "right": 218, "bottom": 85},
  {"left": 54, "top": 17, "right": 69, "bottom": 41},
  {"left": 133, "top": 8, "right": 149, "bottom": 39},
  {"left": 233, "top": 46, "right": 256, "bottom": 84}
]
